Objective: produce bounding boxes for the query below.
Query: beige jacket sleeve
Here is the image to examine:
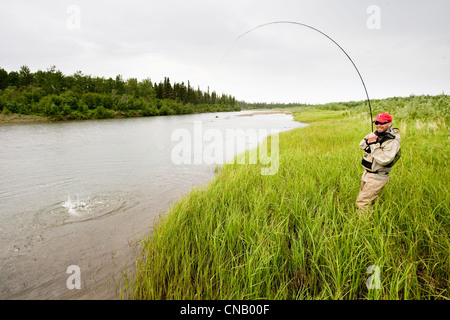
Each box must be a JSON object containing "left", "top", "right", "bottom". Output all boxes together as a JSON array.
[{"left": 359, "top": 138, "right": 369, "bottom": 150}]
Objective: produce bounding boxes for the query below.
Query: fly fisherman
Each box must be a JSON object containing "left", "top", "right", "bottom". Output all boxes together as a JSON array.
[{"left": 356, "top": 113, "right": 401, "bottom": 211}]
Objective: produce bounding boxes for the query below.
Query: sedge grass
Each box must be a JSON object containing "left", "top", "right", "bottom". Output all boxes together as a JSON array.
[{"left": 125, "top": 96, "right": 449, "bottom": 300}]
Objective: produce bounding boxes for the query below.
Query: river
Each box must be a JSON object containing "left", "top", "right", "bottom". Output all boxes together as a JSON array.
[{"left": 0, "top": 110, "right": 305, "bottom": 299}]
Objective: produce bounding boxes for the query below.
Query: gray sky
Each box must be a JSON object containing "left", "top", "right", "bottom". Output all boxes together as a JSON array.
[{"left": 0, "top": 0, "right": 449, "bottom": 104}]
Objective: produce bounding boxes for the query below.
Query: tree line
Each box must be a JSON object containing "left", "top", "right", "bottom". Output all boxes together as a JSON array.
[
  {"left": 238, "top": 101, "right": 307, "bottom": 109},
  {"left": 0, "top": 65, "right": 239, "bottom": 120}
]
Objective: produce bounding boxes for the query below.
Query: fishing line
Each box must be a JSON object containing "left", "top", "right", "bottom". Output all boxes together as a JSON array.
[{"left": 222, "top": 21, "right": 374, "bottom": 131}]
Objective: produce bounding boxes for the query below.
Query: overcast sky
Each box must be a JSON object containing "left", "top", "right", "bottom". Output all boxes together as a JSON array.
[{"left": 0, "top": 0, "right": 449, "bottom": 104}]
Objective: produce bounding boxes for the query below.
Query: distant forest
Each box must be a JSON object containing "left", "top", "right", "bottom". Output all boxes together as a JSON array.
[
  {"left": 0, "top": 65, "right": 240, "bottom": 120},
  {"left": 237, "top": 101, "right": 307, "bottom": 109}
]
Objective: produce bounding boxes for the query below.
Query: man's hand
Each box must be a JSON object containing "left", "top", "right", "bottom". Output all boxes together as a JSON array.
[{"left": 366, "top": 132, "right": 378, "bottom": 144}]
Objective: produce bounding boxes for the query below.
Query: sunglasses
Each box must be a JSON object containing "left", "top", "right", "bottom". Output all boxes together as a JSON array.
[{"left": 374, "top": 121, "right": 390, "bottom": 125}]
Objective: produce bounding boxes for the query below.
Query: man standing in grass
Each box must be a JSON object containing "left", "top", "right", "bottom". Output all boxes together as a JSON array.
[{"left": 356, "top": 113, "right": 401, "bottom": 211}]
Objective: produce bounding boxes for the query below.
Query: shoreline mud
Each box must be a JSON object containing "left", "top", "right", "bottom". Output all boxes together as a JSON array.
[{"left": 0, "top": 114, "right": 50, "bottom": 124}]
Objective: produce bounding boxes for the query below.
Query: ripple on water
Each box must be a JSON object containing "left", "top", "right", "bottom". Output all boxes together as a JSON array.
[{"left": 61, "top": 192, "right": 138, "bottom": 223}]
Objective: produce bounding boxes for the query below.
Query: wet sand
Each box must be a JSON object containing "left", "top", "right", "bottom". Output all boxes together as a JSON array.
[{"left": 2, "top": 190, "right": 186, "bottom": 300}]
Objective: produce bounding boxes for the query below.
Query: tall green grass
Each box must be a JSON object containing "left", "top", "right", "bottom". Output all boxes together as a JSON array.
[{"left": 125, "top": 95, "right": 449, "bottom": 300}]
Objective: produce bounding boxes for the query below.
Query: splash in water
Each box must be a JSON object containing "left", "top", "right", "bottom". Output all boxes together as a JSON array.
[
  {"left": 62, "top": 195, "right": 92, "bottom": 217},
  {"left": 61, "top": 194, "right": 127, "bottom": 221}
]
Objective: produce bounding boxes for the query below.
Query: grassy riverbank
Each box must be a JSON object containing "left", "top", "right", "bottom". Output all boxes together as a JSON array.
[
  {"left": 125, "top": 95, "right": 449, "bottom": 300},
  {"left": 0, "top": 113, "right": 49, "bottom": 124}
]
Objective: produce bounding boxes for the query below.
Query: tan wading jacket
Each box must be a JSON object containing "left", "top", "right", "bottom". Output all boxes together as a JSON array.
[{"left": 359, "top": 128, "right": 401, "bottom": 180}]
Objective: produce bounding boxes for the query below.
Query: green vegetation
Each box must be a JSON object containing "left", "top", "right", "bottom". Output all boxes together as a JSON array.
[
  {"left": 125, "top": 94, "right": 449, "bottom": 300},
  {"left": 0, "top": 65, "right": 239, "bottom": 121}
]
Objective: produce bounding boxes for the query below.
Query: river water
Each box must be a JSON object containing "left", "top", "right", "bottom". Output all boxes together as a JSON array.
[{"left": 0, "top": 110, "right": 305, "bottom": 299}]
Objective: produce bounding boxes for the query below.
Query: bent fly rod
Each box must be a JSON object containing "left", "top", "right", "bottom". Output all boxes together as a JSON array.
[{"left": 224, "top": 21, "right": 374, "bottom": 131}]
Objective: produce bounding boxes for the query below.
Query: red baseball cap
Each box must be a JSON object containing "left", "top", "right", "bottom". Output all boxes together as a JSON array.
[{"left": 373, "top": 113, "right": 393, "bottom": 123}]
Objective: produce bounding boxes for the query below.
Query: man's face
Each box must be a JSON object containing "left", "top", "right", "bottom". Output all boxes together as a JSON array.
[{"left": 375, "top": 121, "right": 391, "bottom": 133}]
